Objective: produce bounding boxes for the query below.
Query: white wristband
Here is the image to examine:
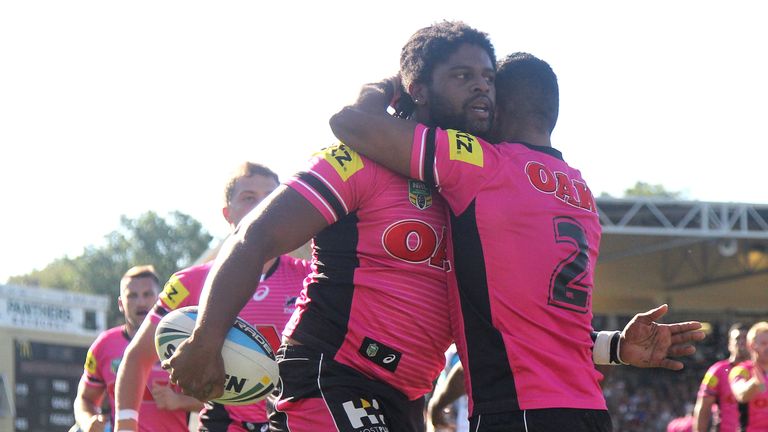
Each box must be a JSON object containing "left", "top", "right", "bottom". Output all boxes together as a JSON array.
[
  {"left": 593, "top": 331, "right": 620, "bottom": 365},
  {"left": 116, "top": 408, "right": 139, "bottom": 421}
]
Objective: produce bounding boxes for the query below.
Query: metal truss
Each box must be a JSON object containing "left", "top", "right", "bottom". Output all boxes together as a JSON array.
[{"left": 596, "top": 198, "right": 768, "bottom": 291}]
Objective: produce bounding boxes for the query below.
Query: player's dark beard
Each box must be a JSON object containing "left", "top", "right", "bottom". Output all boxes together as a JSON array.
[{"left": 428, "top": 92, "right": 493, "bottom": 138}]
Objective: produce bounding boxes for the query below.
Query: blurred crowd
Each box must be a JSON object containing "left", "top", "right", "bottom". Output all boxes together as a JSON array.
[{"left": 602, "top": 319, "right": 737, "bottom": 431}]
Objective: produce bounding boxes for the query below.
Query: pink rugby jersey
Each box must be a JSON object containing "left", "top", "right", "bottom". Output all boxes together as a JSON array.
[
  {"left": 81, "top": 326, "right": 188, "bottom": 431},
  {"left": 698, "top": 359, "right": 740, "bottom": 432},
  {"left": 729, "top": 360, "right": 768, "bottom": 431},
  {"left": 283, "top": 143, "right": 453, "bottom": 400},
  {"left": 410, "top": 125, "right": 605, "bottom": 415},
  {"left": 149, "top": 255, "right": 310, "bottom": 425}
]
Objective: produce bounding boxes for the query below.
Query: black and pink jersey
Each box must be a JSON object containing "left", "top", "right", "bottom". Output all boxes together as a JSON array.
[
  {"left": 698, "top": 359, "right": 740, "bottom": 432},
  {"left": 410, "top": 125, "right": 605, "bottom": 414},
  {"left": 149, "top": 255, "right": 310, "bottom": 425},
  {"left": 729, "top": 360, "right": 768, "bottom": 431},
  {"left": 81, "top": 326, "right": 188, "bottom": 431},
  {"left": 284, "top": 143, "right": 452, "bottom": 400}
]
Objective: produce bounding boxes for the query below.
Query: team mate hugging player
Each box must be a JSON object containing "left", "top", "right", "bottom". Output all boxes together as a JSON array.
[
  {"left": 74, "top": 265, "right": 199, "bottom": 432},
  {"left": 114, "top": 162, "right": 310, "bottom": 432},
  {"left": 329, "top": 24, "right": 704, "bottom": 432},
  {"left": 165, "top": 22, "right": 703, "bottom": 432}
]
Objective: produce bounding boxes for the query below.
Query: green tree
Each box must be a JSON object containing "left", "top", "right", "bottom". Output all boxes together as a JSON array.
[
  {"left": 623, "top": 181, "right": 682, "bottom": 199},
  {"left": 9, "top": 211, "right": 213, "bottom": 326}
]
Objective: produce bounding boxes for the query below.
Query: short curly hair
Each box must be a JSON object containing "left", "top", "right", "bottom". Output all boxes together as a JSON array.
[
  {"left": 400, "top": 21, "right": 496, "bottom": 92},
  {"left": 496, "top": 52, "right": 559, "bottom": 133}
]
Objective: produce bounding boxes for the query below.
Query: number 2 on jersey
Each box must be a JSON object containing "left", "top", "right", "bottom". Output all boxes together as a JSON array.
[{"left": 548, "top": 216, "right": 590, "bottom": 313}]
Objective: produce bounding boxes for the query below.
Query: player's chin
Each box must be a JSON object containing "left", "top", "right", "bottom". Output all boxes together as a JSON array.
[{"left": 466, "top": 118, "right": 492, "bottom": 137}]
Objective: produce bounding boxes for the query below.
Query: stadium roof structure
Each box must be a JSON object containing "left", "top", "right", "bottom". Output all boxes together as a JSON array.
[{"left": 594, "top": 198, "right": 768, "bottom": 314}]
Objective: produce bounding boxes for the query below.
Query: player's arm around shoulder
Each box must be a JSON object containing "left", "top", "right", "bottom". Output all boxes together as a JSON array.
[
  {"left": 330, "top": 77, "right": 417, "bottom": 178},
  {"left": 114, "top": 317, "right": 161, "bottom": 431}
]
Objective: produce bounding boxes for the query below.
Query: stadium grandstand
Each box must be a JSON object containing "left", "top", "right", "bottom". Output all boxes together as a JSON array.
[{"left": 594, "top": 197, "right": 768, "bottom": 431}]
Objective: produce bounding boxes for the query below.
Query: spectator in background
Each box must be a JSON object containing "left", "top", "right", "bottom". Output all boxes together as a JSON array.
[
  {"left": 693, "top": 322, "right": 749, "bottom": 432},
  {"left": 729, "top": 321, "right": 768, "bottom": 431},
  {"left": 74, "top": 265, "right": 198, "bottom": 432}
]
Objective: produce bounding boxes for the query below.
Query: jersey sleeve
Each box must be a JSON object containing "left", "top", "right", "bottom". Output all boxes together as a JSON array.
[
  {"left": 410, "top": 124, "right": 495, "bottom": 215},
  {"left": 698, "top": 364, "right": 722, "bottom": 398},
  {"left": 729, "top": 363, "right": 751, "bottom": 386},
  {"left": 81, "top": 340, "right": 105, "bottom": 388},
  {"left": 149, "top": 266, "right": 206, "bottom": 324},
  {"left": 285, "top": 143, "right": 380, "bottom": 223}
]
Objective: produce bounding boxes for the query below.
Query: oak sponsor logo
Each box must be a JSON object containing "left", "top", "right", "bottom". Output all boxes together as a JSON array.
[
  {"left": 525, "top": 161, "right": 597, "bottom": 213},
  {"left": 342, "top": 398, "right": 389, "bottom": 431},
  {"left": 408, "top": 180, "right": 432, "bottom": 210},
  {"left": 447, "top": 129, "right": 483, "bottom": 167},
  {"left": 316, "top": 143, "right": 364, "bottom": 181},
  {"left": 159, "top": 276, "right": 190, "bottom": 310},
  {"left": 358, "top": 337, "right": 401, "bottom": 372}
]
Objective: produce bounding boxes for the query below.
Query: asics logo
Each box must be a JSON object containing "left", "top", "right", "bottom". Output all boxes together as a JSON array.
[{"left": 252, "top": 286, "right": 269, "bottom": 301}]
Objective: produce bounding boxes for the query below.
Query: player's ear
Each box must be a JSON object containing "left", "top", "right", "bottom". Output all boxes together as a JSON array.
[
  {"left": 222, "top": 206, "right": 232, "bottom": 224},
  {"left": 117, "top": 296, "right": 124, "bottom": 313},
  {"left": 409, "top": 82, "right": 427, "bottom": 106}
]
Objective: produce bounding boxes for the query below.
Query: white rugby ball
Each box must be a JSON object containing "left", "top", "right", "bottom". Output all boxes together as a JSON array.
[{"left": 155, "top": 306, "right": 279, "bottom": 405}]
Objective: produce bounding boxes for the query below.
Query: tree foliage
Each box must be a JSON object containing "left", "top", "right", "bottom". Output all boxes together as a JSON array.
[
  {"left": 8, "top": 211, "right": 213, "bottom": 326},
  {"left": 623, "top": 181, "right": 682, "bottom": 199}
]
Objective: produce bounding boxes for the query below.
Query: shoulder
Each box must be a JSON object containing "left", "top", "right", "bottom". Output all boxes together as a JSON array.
[
  {"left": 729, "top": 361, "right": 752, "bottom": 381},
  {"left": 172, "top": 261, "right": 213, "bottom": 280},
  {"left": 308, "top": 142, "right": 376, "bottom": 182},
  {"left": 164, "top": 262, "right": 212, "bottom": 292},
  {"left": 90, "top": 326, "right": 125, "bottom": 352}
]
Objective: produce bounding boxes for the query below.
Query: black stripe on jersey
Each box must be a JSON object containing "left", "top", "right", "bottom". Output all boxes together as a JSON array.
[
  {"left": 263, "top": 255, "right": 280, "bottom": 280},
  {"left": 152, "top": 304, "right": 169, "bottom": 317},
  {"left": 291, "top": 212, "right": 360, "bottom": 353},
  {"left": 451, "top": 200, "right": 519, "bottom": 414},
  {"left": 423, "top": 128, "right": 437, "bottom": 187},
  {"left": 739, "top": 400, "right": 749, "bottom": 430},
  {"left": 297, "top": 171, "right": 346, "bottom": 219}
]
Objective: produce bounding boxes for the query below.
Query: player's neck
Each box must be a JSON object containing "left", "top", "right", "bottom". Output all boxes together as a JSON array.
[{"left": 123, "top": 322, "right": 139, "bottom": 339}]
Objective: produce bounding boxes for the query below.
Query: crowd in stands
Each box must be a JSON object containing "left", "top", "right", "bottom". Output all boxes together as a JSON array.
[{"left": 602, "top": 318, "right": 738, "bottom": 431}]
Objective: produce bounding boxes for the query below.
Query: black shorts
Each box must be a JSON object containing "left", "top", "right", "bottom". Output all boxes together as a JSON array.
[
  {"left": 268, "top": 344, "right": 425, "bottom": 432},
  {"left": 198, "top": 402, "right": 268, "bottom": 432},
  {"left": 470, "top": 408, "right": 612, "bottom": 432}
]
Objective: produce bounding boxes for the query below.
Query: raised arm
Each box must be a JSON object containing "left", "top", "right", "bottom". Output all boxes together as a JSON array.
[
  {"left": 164, "top": 185, "right": 327, "bottom": 401},
  {"left": 329, "top": 78, "right": 418, "bottom": 178}
]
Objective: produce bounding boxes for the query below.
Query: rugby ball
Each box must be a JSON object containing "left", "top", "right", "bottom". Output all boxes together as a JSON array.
[{"left": 155, "top": 306, "right": 279, "bottom": 405}]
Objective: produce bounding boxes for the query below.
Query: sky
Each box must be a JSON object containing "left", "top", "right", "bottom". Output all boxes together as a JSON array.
[{"left": 1, "top": 1, "right": 767, "bottom": 283}]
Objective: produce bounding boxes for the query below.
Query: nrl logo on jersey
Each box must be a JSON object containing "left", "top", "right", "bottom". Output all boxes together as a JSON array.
[{"left": 408, "top": 180, "right": 432, "bottom": 210}]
